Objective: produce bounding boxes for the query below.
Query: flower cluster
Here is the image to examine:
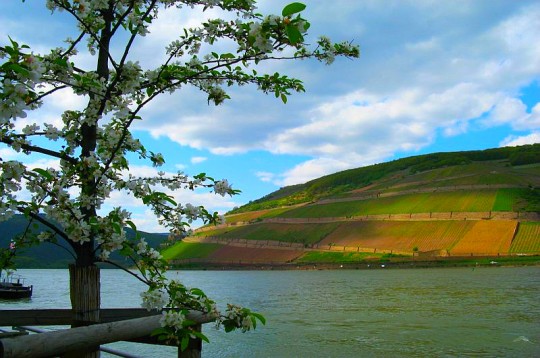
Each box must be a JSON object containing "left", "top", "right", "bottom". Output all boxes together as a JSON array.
[
  {"left": 0, "top": 44, "right": 45, "bottom": 121},
  {"left": 159, "top": 310, "right": 185, "bottom": 331},
  {"left": 141, "top": 289, "right": 169, "bottom": 311},
  {"left": 222, "top": 304, "right": 260, "bottom": 333},
  {"left": 213, "top": 179, "right": 233, "bottom": 196}
]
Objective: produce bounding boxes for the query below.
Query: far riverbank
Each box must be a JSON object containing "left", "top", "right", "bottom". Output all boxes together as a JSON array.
[{"left": 169, "top": 254, "right": 540, "bottom": 271}]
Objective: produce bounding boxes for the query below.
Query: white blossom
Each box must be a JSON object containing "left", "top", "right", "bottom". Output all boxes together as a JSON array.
[
  {"left": 159, "top": 311, "right": 185, "bottom": 331},
  {"left": 214, "top": 179, "right": 232, "bottom": 196},
  {"left": 141, "top": 289, "right": 169, "bottom": 311},
  {"left": 136, "top": 238, "right": 148, "bottom": 255}
]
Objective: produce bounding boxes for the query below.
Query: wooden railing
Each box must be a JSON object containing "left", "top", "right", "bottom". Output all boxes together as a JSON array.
[{"left": 0, "top": 308, "right": 214, "bottom": 358}]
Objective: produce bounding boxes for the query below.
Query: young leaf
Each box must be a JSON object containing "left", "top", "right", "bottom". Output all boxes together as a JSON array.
[
  {"left": 32, "top": 168, "right": 53, "bottom": 180},
  {"left": 286, "top": 25, "right": 303, "bottom": 45},
  {"left": 181, "top": 335, "right": 190, "bottom": 351},
  {"left": 251, "top": 312, "right": 266, "bottom": 325},
  {"left": 126, "top": 220, "right": 137, "bottom": 232},
  {"left": 282, "top": 2, "right": 306, "bottom": 17},
  {"left": 150, "top": 328, "right": 169, "bottom": 337},
  {"left": 190, "top": 330, "right": 210, "bottom": 343}
]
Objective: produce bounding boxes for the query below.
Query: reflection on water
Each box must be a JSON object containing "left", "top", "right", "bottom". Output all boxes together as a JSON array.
[{"left": 2, "top": 267, "right": 539, "bottom": 357}]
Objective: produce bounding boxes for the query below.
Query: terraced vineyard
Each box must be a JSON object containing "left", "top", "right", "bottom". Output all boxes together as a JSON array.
[
  {"left": 277, "top": 190, "right": 499, "bottom": 218},
  {"left": 165, "top": 147, "right": 540, "bottom": 266},
  {"left": 449, "top": 221, "right": 517, "bottom": 255},
  {"left": 198, "top": 222, "right": 341, "bottom": 245},
  {"left": 510, "top": 222, "right": 540, "bottom": 253},
  {"left": 319, "top": 221, "right": 474, "bottom": 252}
]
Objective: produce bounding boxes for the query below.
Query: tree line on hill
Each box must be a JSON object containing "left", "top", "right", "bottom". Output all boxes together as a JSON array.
[{"left": 0, "top": 215, "right": 168, "bottom": 268}]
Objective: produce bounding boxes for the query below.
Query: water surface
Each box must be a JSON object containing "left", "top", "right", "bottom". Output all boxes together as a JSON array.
[{"left": 2, "top": 267, "right": 539, "bottom": 357}]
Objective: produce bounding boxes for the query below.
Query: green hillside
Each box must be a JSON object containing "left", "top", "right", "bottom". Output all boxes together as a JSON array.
[
  {"left": 229, "top": 144, "right": 540, "bottom": 214},
  {"left": 0, "top": 215, "right": 168, "bottom": 268},
  {"left": 166, "top": 145, "right": 540, "bottom": 267}
]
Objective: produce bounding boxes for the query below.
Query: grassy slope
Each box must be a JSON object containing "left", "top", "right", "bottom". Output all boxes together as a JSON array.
[
  {"left": 199, "top": 222, "right": 341, "bottom": 245},
  {"left": 161, "top": 242, "right": 221, "bottom": 261},
  {"left": 168, "top": 147, "right": 540, "bottom": 264},
  {"left": 224, "top": 206, "right": 299, "bottom": 224},
  {"left": 277, "top": 190, "right": 497, "bottom": 218}
]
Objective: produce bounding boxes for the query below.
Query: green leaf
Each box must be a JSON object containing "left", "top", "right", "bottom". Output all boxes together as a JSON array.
[
  {"left": 142, "top": 194, "right": 152, "bottom": 205},
  {"left": 112, "top": 222, "right": 121, "bottom": 234},
  {"left": 281, "top": 93, "right": 287, "bottom": 104},
  {"left": 190, "top": 330, "right": 210, "bottom": 343},
  {"left": 162, "top": 194, "right": 177, "bottom": 206},
  {"left": 251, "top": 312, "right": 266, "bottom": 325},
  {"left": 150, "top": 328, "right": 169, "bottom": 337},
  {"left": 5, "top": 63, "right": 30, "bottom": 76},
  {"left": 282, "top": 2, "right": 306, "bottom": 17},
  {"left": 286, "top": 25, "right": 303, "bottom": 45},
  {"left": 190, "top": 288, "right": 206, "bottom": 296},
  {"left": 32, "top": 168, "right": 53, "bottom": 180},
  {"left": 126, "top": 220, "right": 137, "bottom": 232},
  {"left": 181, "top": 335, "right": 189, "bottom": 351}
]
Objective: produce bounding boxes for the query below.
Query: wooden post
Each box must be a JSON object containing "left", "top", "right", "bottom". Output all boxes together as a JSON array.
[
  {"left": 66, "top": 264, "right": 100, "bottom": 358},
  {"left": 179, "top": 324, "right": 202, "bottom": 358},
  {"left": 69, "top": 265, "right": 100, "bottom": 325}
]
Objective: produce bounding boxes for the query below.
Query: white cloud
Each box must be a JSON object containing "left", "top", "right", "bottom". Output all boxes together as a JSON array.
[
  {"left": 488, "top": 101, "right": 540, "bottom": 131},
  {"left": 0, "top": 148, "right": 21, "bottom": 160},
  {"left": 500, "top": 132, "right": 540, "bottom": 147},
  {"left": 190, "top": 156, "right": 207, "bottom": 164},
  {"left": 255, "top": 171, "right": 275, "bottom": 183},
  {"left": 277, "top": 158, "right": 351, "bottom": 187}
]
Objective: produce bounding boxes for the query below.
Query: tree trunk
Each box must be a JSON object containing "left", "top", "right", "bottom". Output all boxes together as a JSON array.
[{"left": 64, "top": 264, "right": 101, "bottom": 358}]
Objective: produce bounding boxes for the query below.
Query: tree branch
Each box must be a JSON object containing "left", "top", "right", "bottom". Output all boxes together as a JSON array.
[
  {"left": 61, "top": 31, "right": 86, "bottom": 58},
  {"left": 102, "top": 258, "right": 151, "bottom": 286},
  {"left": 0, "top": 137, "right": 78, "bottom": 164},
  {"left": 16, "top": 207, "right": 77, "bottom": 254}
]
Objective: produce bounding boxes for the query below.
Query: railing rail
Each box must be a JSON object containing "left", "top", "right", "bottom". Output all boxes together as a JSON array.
[
  {"left": 14, "top": 326, "right": 142, "bottom": 358},
  {"left": 0, "top": 309, "right": 214, "bottom": 358}
]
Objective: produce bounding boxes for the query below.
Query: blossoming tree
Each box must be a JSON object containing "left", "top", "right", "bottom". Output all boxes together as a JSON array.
[{"left": 0, "top": 0, "right": 358, "bottom": 354}]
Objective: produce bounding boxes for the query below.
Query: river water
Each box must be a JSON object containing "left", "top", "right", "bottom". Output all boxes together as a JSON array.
[{"left": 1, "top": 267, "right": 539, "bottom": 357}]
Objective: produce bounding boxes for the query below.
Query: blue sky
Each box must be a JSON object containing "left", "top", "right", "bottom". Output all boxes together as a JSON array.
[{"left": 1, "top": 1, "right": 539, "bottom": 232}]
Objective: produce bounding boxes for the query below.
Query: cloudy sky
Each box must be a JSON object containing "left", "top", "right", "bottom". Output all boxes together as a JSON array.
[{"left": 1, "top": 0, "right": 539, "bottom": 232}]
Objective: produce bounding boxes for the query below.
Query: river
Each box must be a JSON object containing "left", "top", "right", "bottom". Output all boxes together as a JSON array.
[{"left": 1, "top": 267, "right": 539, "bottom": 357}]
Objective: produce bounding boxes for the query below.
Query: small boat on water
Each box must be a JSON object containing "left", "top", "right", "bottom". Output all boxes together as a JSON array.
[{"left": 0, "top": 271, "right": 33, "bottom": 299}]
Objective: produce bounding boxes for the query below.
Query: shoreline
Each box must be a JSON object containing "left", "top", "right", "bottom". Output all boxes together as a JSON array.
[
  {"left": 12, "top": 255, "right": 540, "bottom": 270},
  {"left": 169, "top": 255, "right": 540, "bottom": 271}
]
